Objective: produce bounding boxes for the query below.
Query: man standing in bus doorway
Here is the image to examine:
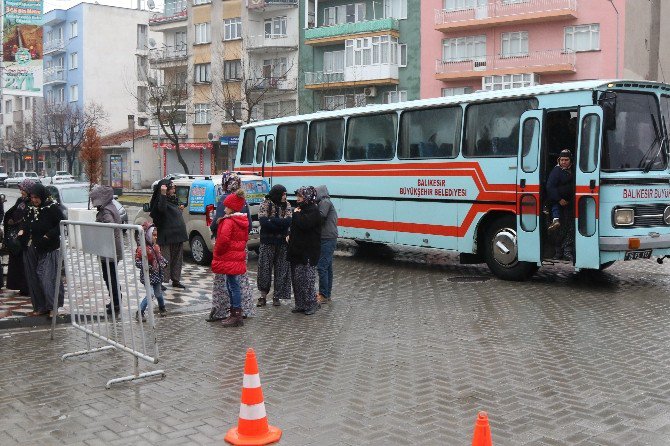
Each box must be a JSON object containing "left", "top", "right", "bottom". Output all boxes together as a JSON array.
[{"left": 547, "top": 149, "right": 575, "bottom": 261}]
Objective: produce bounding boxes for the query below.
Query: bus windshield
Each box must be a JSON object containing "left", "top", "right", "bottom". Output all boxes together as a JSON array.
[{"left": 602, "top": 92, "right": 667, "bottom": 172}]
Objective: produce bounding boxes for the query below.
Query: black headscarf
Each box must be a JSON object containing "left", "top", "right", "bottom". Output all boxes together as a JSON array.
[
  {"left": 30, "top": 183, "right": 50, "bottom": 204},
  {"left": 267, "top": 184, "right": 287, "bottom": 207},
  {"left": 149, "top": 179, "right": 174, "bottom": 222}
]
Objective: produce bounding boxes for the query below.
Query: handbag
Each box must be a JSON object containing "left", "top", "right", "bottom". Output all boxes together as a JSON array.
[{"left": 4, "top": 227, "right": 23, "bottom": 256}]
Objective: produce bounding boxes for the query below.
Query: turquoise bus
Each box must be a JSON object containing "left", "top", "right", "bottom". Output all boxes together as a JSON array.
[{"left": 235, "top": 80, "right": 670, "bottom": 280}]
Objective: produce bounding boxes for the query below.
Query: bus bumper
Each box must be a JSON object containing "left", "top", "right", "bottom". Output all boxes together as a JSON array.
[{"left": 600, "top": 234, "right": 670, "bottom": 251}]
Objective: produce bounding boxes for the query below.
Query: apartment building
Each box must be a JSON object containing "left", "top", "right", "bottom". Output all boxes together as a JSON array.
[
  {"left": 0, "top": 95, "right": 43, "bottom": 173},
  {"left": 42, "top": 3, "right": 155, "bottom": 173},
  {"left": 422, "top": 0, "right": 670, "bottom": 98},
  {"left": 242, "top": 0, "right": 300, "bottom": 121},
  {"left": 299, "top": 0, "right": 420, "bottom": 113}
]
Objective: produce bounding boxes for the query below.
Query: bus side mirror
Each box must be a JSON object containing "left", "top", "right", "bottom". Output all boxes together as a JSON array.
[
  {"left": 599, "top": 92, "right": 617, "bottom": 131},
  {"left": 142, "top": 203, "right": 150, "bottom": 212}
]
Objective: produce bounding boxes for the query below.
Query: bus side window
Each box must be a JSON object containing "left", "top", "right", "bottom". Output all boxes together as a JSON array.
[
  {"left": 240, "top": 129, "right": 255, "bottom": 165},
  {"left": 464, "top": 98, "right": 537, "bottom": 157},
  {"left": 399, "top": 106, "right": 462, "bottom": 159},
  {"left": 276, "top": 123, "right": 307, "bottom": 163},
  {"left": 346, "top": 113, "right": 397, "bottom": 161},
  {"left": 308, "top": 118, "right": 344, "bottom": 162}
]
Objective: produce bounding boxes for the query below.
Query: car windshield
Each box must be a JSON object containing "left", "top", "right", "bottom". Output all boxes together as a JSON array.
[
  {"left": 602, "top": 92, "right": 667, "bottom": 172},
  {"left": 56, "top": 171, "right": 69, "bottom": 176},
  {"left": 60, "top": 187, "right": 90, "bottom": 204},
  {"left": 26, "top": 172, "right": 38, "bottom": 177}
]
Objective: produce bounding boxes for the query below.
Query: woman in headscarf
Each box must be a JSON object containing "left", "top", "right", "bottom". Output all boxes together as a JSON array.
[
  {"left": 18, "top": 183, "right": 65, "bottom": 317},
  {"left": 256, "top": 184, "right": 292, "bottom": 307},
  {"left": 90, "top": 185, "right": 123, "bottom": 315},
  {"left": 149, "top": 178, "right": 188, "bottom": 289},
  {"left": 3, "top": 179, "right": 35, "bottom": 298},
  {"left": 287, "top": 186, "right": 321, "bottom": 316},
  {"left": 206, "top": 172, "right": 255, "bottom": 321}
]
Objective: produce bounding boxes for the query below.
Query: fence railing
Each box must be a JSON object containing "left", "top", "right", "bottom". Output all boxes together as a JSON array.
[
  {"left": 305, "top": 71, "right": 345, "bottom": 85},
  {"left": 435, "top": 49, "right": 576, "bottom": 75},
  {"left": 435, "top": 0, "right": 578, "bottom": 26}
]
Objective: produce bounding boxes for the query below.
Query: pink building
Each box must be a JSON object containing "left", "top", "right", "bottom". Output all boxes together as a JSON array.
[{"left": 421, "top": 0, "right": 669, "bottom": 98}]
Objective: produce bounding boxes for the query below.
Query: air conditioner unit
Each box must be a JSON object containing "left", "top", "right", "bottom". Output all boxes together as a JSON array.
[
  {"left": 473, "top": 58, "right": 487, "bottom": 71},
  {"left": 364, "top": 87, "right": 377, "bottom": 97},
  {"left": 207, "top": 132, "right": 218, "bottom": 141}
]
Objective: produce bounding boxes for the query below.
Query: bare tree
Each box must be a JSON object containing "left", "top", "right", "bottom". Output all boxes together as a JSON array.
[
  {"left": 79, "top": 126, "right": 103, "bottom": 194},
  {"left": 5, "top": 126, "right": 27, "bottom": 171},
  {"left": 42, "top": 101, "right": 107, "bottom": 175},
  {"left": 211, "top": 51, "right": 297, "bottom": 127},
  {"left": 29, "top": 101, "right": 46, "bottom": 174}
]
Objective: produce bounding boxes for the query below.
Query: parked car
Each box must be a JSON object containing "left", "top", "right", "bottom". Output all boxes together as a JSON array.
[
  {"left": 41, "top": 171, "right": 76, "bottom": 185},
  {"left": 4, "top": 171, "right": 40, "bottom": 188},
  {"left": 135, "top": 174, "right": 268, "bottom": 265},
  {"left": 0, "top": 171, "right": 8, "bottom": 187},
  {"left": 150, "top": 173, "right": 191, "bottom": 190},
  {"left": 46, "top": 182, "right": 128, "bottom": 224}
]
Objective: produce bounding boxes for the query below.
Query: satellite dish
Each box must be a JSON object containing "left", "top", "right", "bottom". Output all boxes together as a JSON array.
[
  {"left": 148, "top": 38, "right": 156, "bottom": 48},
  {"left": 147, "top": 0, "right": 155, "bottom": 10}
]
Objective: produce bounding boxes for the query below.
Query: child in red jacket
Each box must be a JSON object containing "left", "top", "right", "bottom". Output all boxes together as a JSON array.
[{"left": 212, "top": 189, "right": 249, "bottom": 327}]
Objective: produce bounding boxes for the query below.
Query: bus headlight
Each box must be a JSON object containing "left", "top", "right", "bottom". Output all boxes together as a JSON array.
[
  {"left": 664, "top": 206, "right": 670, "bottom": 224},
  {"left": 614, "top": 208, "right": 634, "bottom": 226}
]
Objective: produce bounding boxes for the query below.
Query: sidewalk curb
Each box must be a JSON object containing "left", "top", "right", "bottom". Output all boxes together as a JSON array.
[{"left": 0, "top": 314, "right": 71, "bottom": 330}]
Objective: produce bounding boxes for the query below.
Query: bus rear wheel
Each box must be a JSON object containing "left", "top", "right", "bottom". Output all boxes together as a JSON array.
[{"left": 484, "top": 215, "right": 538, "bottom": 281}]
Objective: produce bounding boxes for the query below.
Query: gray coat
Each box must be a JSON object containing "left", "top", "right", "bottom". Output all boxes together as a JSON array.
[
  {"left": 90, "top": 185, "right": 123, "bottom": 261},
  {"left": 316, "top": 185, "right": 338, "bottom": 240}
]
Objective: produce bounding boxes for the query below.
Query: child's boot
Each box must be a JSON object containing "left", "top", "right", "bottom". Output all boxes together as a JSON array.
[{"left": 221, "top": 308, "right": 243, "bottom": 327}]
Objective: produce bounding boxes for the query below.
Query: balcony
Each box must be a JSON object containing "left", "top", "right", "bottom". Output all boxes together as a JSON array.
[
  {"left": 247, "top": 0, "right": 298, "bottom": 11},
  {"left": 246, "top": 34, "right": 299, "bottom": 53},
  {"left": 435, "top": 0, "right": 577, "bottom": 33},
  {"left": 149, "top": 10, "right": 187, "bottom": 30},
  {"left": 435, "top": 49, "right": 576, "bottom": 81},
  {"left": 249, "top": 76, "right": 297, "bottom": 91},
  {"left": 305, "top": 64, "right": 399, "bottom": 89},
  {"left": 305, "top": 18, "right": 399, "bottom": 46},
  {"left": 44, "top": 10, "right": 66, "bottom": 26},
  {"left": 44, "top": 39, "right": 66, "bottom": 55},
  {"left": 44, "top": 68, "right": 67, "bottom": 84},
  {"left": 149, "top": 45, "right": 188, "bottom": 66}
]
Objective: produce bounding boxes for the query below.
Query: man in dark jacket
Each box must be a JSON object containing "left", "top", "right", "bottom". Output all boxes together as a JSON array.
[
  {"left": 90, "top": 185, "right": 123, "bottom": 314},
  {"left": 288, "top": 186, "right": 321, "bottom": 315},
  {"left": 546, "top": 149, "right": 575, "bottom": 260},
  {"left": 149, "top": 179, "right": 188, "bottom": 288},
  {"left": 315, "top": 185, "right": 337, "bottom": 304}
]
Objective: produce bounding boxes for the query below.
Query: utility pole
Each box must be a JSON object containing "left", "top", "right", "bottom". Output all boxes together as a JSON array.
[{"left": 608, "top": 0, "right": 620, "bottom": 78}]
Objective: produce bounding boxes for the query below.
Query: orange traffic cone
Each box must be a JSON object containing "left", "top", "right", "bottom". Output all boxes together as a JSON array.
[
  {"left": 472, "top": 411, "right": 493, "bottom": 446},
  {"left": 225, "top": 348, "right": 282, "bottom": 445}
]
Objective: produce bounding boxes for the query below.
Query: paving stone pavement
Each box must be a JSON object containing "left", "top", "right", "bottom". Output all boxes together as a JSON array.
[{"left": 3, "top": 244, "right": 670, "bottom": 445}]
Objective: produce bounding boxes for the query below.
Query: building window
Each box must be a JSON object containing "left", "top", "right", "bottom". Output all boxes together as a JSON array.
[
  {"left": 324, "top": 50, "right": 345, "bottom": 73},
  {"left": 24, "top": 97, "right": 31, "bottom": 110},
  {"left": 501, "top": 31, "right": 528, "bottom": 57},
  {"left": 193, "top": 0, "right": 211, "bottom": 4},
  {"left": 137, "top": 24, "right": 148, "bottom": 49},
  {"left": 70, "top": 52, "right": 78, "bottom": 69},
  {"left": 345, "top": 35, "right": 399, "bottom": 67},
  {"left": 194, "top": 103, "right": 211, "bottom": 124},
  {"left": 70, "top": 21, "right": 78, "bottom": 38},
  {"left": 137, "top": 86, "right": 147, "bottom": 112},
  {"left": 262, "top": 57, "right": 288, "bottom": 79},
  {"left": 224, "top": 101, "right": 242, "bottom": 122},
  {"left": 323, "top": 94, "right": 366, "bottom": 111},
  {"left": 224, "top": 59, "right": 242, "bottom": 80},
  {"left": 165, "top": 0, "right": 187, "bottom": 16},
  {"left": 5, "top": 100, "right": 12, "bottom": 113},
  {"left": 264, "top": 17, "right": 287, "bottom": 38},
  {"left": 384, "top": 90, "right": 407, "bottom": 104},
  {"left": 384, "top": 0, "right": 407, "bottom": 19},
  {"left": 59, "top": 87, "right": 65, "bottom": 102},
  {"left": 224, "top": 18, "right": 242, "bottom": 41},
  {"left": 482, "top": 73, "right": 539, "bottom": 90},
  {"left": 324, "top": 3, "right": 365, "bottom": 26},
  {"left": 69, "top": 85, "right": 78, "bottom": 102},
  {"left": 443, "top": 0, "right": 486, "bottom": 11},
  {"left": 441, "top": 87, "right": 473, "bottom": 97},
  {"left": 137, "top": 56, "right": 148, "bottom": 81},
  {"left": 261, "top": 100, "right": 295, "bottom": 120},
  {"left": 564, "top": 24, "right": 600, "bottom": 52},
  {"left": 442, "top": 35, "right": 486, "bottom": 61},
  {"left": 195, "top": 63, "right": 211, "bottom": 83},
  {"left": 25, "top": 123, "right": 31, "bottom": 137},
  {"left": 399, "top": 43, "right": 407, "bottom": 67},
  {"left": 194, "top": 23, "right": 211, "bottom": 44}
]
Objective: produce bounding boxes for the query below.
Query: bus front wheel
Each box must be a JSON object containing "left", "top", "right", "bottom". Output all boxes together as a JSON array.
[{"left": 484, "top": 215, "right": 538, "bottom": 281}]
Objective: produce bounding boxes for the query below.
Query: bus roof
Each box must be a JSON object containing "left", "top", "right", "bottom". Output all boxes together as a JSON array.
[{"left": 241, "top": 79, "right": 670, "bottom": 130}]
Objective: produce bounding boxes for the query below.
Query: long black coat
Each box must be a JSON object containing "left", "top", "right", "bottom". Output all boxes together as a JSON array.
[{"left": 288, "top": 203, "right": 321, "bottom": 265}]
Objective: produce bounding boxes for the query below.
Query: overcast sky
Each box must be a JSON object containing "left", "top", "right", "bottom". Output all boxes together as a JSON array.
[{"left": 44, "top": 0, "right": 164, "bottom": 13}]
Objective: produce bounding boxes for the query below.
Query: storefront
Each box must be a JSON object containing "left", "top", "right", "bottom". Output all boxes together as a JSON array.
[{"left": 154, "top": 142, "right": 214, "bottom": 176}]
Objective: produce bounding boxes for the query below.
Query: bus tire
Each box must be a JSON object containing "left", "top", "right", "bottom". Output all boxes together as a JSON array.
[{"left": 484, "top": 215, "right": 538, "bottom": 281}]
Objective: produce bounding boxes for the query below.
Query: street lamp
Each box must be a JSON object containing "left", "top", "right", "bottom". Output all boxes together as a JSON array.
[{"left": 608, "top": 0, "right": 620, "bottom": 78}]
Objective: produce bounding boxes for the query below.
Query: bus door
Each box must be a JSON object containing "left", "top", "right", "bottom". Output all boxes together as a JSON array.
[
  {"left": 254, "top": 134, "right": 275, "bottom": 184},
  {"left": 574, "top": 106, "right": 603, "bottom": 269},
  {"left": 516, "top": 110, "right": 544, "bottom": 263}
]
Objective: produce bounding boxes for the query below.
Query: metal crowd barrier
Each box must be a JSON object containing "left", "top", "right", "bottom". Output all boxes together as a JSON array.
[{"left": 50, "top": 220, "right": 166, "bottom": 388}]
